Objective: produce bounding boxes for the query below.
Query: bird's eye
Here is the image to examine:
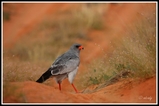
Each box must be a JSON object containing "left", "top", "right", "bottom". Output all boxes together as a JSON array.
[{"left": 76, "top": 45, "right": 80, "bottom": 48}]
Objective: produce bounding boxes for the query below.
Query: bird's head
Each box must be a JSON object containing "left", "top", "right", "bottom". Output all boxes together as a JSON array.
[{"left": 71, "top": 43, "right": 84, "bottom": 52}]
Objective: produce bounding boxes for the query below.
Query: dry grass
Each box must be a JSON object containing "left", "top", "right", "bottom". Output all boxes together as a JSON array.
[{"left": 81, "top": 9, "right": 156, "bottom": 87}]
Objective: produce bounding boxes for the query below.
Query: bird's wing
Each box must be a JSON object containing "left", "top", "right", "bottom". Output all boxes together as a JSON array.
[{"left": 50, "top": 53, "right": 80, "bottom": 75}]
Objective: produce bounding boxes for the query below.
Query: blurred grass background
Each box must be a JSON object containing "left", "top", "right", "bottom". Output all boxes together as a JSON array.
[
  {"left": 80, "top": 7, "right": 156, "bottom": 89},
  {"left": 3, "top": 3, "right": 156, "bottom": 92},
  {"left": 3, "top": 3, "right": 107, "bottom": 83}
]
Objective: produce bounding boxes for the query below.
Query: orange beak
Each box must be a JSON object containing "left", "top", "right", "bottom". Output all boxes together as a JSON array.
[{"left": 78, "top": 46, "right": 84, "bottom": 50}]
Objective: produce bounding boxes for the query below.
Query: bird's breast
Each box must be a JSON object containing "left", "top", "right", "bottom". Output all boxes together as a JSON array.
[{"left": 68, "top": 67, "right": 79, "bottom": 84}]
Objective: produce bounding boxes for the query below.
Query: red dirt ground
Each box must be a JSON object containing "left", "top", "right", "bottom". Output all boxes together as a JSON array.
[{"left": 3, "top": 3, "right": 157, "bottom": 103}]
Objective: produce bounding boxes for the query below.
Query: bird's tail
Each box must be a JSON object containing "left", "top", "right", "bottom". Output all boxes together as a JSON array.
[{"left": 36, "top": 68, "right": 52, "bottom": 83}]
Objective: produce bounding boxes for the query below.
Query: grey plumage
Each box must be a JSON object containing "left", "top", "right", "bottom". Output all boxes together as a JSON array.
[{"left": 36, "top": 43, "right": 84, "bottom": 92}]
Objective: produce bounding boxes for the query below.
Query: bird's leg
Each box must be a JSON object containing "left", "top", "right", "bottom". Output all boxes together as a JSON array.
[
  {"left": 71, "top": 83, "right": 78, "bottom": 93},
  {"left": 58, "top": 81, "right": 61, "bottom": 91}
]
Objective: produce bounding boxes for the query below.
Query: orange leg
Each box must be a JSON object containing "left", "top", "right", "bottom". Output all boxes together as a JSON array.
[
  {"left": 58, "top": 82, "right": 61, "bottom": 91},
  {"left": 71, "top": 83, "right": 78, "bottom": 93}
]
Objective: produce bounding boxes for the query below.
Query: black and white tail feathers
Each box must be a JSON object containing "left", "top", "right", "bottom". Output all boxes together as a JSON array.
[{"left": 36, "top": 68, "right": 52, "bottom": 83}]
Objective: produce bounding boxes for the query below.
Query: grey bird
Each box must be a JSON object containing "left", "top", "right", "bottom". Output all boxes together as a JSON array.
[{"left": 36, "top": 43, "right": 84, "bottom": 93}]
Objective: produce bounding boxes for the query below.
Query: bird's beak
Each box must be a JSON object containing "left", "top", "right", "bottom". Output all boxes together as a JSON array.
[{"left": 78, "top": 46, "right": 84, "bottom": 50}]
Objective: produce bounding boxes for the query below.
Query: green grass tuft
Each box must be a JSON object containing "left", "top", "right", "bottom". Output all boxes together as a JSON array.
[{"left": 3, "top": 11, "right": 10, "bottom": 21}]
